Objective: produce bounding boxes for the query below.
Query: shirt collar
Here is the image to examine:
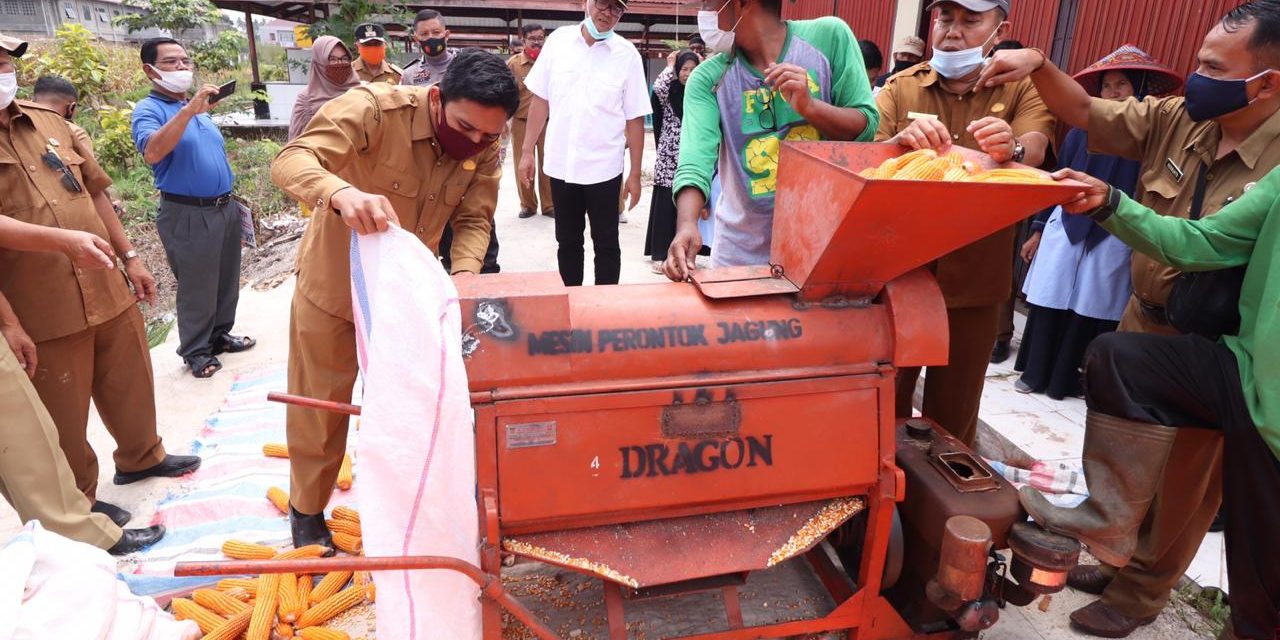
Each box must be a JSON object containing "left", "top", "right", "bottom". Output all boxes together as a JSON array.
[
  {"left": 147, "top": 89, "right": 183, "bottom": 104},
  {"left": 918, "top": 64, "right": 941, "bottom": 88},
  {"left": 1234, "top": 105, "right": 1280, "bottom": 170},
  {"left": 411, "top": 88, "right": 438, "bottom": 142}
]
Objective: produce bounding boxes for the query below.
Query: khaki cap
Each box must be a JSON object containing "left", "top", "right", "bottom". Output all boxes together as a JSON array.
[
  {"left": 894, "top": 36, "right": 926, "bottom": 57},
  {"left": 0, "top": 31, "right": 29, "bottom": 57}
]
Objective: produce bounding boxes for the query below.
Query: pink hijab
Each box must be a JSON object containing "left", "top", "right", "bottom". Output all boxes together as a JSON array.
[{"left": 288, "top": 36, "right": 360, "bottom": 140}]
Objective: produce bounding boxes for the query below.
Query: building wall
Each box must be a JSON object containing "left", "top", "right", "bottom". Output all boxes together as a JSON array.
[
  {"left": 0, "top": 0, "right": 196, "bottom": 43},
  {"left": 782, "top": 0, "right": 898, "bottom": 73}
]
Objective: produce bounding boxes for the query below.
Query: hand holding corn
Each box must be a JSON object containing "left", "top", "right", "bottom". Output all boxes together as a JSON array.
[{"left": 858, "top": 149, "right": 1052, "bottom": 184}]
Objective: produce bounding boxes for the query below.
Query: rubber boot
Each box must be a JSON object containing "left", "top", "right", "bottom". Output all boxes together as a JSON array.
[{"left": 1019, "top": 412, "right": 1177, "bottom": 567}]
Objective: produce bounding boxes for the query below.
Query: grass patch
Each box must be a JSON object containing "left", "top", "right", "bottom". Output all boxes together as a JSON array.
[
  {"left": 146, "top": 316, "right": 175, "bottom": 349},
  {"left": 1174, "top": 582, "right": 1230, "bottom": 637}
]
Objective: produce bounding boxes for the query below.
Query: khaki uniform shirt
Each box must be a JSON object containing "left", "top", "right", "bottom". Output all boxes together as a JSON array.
[
  {"left": 0, "top": 101, "right": 132, "bottom": 343},
  {"left": 272, "top": 84, "right": 499, "bottom": 321},
  {"left": 1088, "top": 97, "right": 1280, "bottom": 307},
  {"left": 506, "top": 52, "right": 536, "bottom": 121},
  {"left": 876, "top": 63, "right": 1057, "bottom": 308},
  {"left": 352, "top": 58, "right": 403, "bottom": 85}
]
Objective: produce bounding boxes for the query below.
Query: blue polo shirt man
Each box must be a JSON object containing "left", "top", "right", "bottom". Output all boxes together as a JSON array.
[{"left": 131, "top": 37, "right": 254, "bottom": 378}]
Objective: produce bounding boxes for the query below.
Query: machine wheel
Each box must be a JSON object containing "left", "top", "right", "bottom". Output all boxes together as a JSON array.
[
  {"left": 882, "top": 506, "right": 904, "bottom": 591},
  {"left": 830, "top": 504, "right": 904, "bottom": 592}
]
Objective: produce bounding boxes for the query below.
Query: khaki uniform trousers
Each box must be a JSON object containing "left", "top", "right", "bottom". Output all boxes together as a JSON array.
[
  {"left": 1096, "top": 295, "right": 1225, "bottom": 618},
  {"left": 1, "top": 341, "right": 120, "bottom": 548},
  {"left": 895, "top": 304, "right": 1001, "bottom": 447},
  {"left": 286, "top": 293, "right": 358, "bottom": 515},
  {"left": 510, "top": 118, "right": 553, "bottom": 215},
  {"left": 31, "top": 306, "right": 167, "bottom": 501}
]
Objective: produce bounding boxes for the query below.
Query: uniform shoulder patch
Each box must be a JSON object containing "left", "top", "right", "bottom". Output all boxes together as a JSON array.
[{"left": 363, "top": 83, "right": 420, "bottom": 111}]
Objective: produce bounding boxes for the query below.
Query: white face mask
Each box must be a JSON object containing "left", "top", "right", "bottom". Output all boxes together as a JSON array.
[
  {"left": 698, "top": 4, "right": 742, "bottom": 55},
  {"left": 0, "top": 72, "right": 16, "bottom": 111},
  {"left": 930, "top": 26, "right": 1000, "bottom": 80},
  {"left": 148, "top": 64, "right": 194, "bottom": 94}
]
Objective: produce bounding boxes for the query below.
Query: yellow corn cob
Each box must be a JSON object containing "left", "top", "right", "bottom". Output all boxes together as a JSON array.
[
  {"left": 332, "top": 532, "right": 362, "bottom": 555},
  {"left": 352, "top": 571, "right": 370, "bottom": 586},
  {"left": 222, "top": 540, "right": 278, "bottom": 560},
  {"left": 941, "top": 151, "right": 966, "bottom": 168},
  {"left": 274, "top": 622, "right": 294, "bottom": 639},
  {"left": 858, "top": 167, "right": 877, "bottom": 179},
  {"left": 325, "top": 518, "right": 361, "bottom": 539},
  {"left": 897, "top": 157, "right": 946, "bottom": 181},
  {"left": 278, "top": 572, "right": 302, "bottom": 623},
  {"left": 193, "top": 588, "right": 251, "bottom": 616},
  {"left": 201, "top": 609, "right": 253, "bottom": 640},
  {"left": 298, "top": 574, "right": 313, "bottom": 607},
  {"left": 263, "top": 443, "right": 289, "bottom": 458},
  {"left": 886, "top": 149, "right": 936, "bottom": 173},
  {"left": 170, "top": 597, "right": 225, "bottom": 634},
  {"left": 276, "top": 544, "right": 330, "bottom": 560},
  {"left": 364, "top": 579, "right": 376, "bottom": 603},
  {"left": 889, "top": 154, "right": 935, "bottom": 179},
  {"left": 943, "top": 166, "right": 971, "bottom": 182},
  {"left": 330, "top": 506, "right": 360, "bottom": 527},
  {"left": 266, "top": 486, "right": 290, "bottom": 515},
  {"left": 309, "top": 571, "right": 353, "bottom": 604},
  {"left": 224, "top": 586, "right": 253, "bottom": 602},
  {"left": 247, "top": 573, "right": 281, "bottom": 640},
  {"left": 217, "top": 578, "right": 259, "bottom": 594},
  {"left": 296, "top": 585, "right": 366, "bottom": 628},
  {"left": 298, "top": 628, "right": 352, "bottom": 640},
  {"left": 336, "top": 453, "right": 353, "bottom": 490}
]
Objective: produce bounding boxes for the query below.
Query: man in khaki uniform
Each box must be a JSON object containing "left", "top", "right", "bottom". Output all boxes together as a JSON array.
[
  {"left": 0, "top": 214, "right": 165, "bottom": 555},
  {"left": 977, "top": 2, "right": 1280, "bottom": 635},
  {"left": 272, "top": 49, "right": 518, "bottom": 549},
  {"left": 876, "top": 0, "right": 1055, "bottom": 446},
  {"left": 351, "top": 23, "right": 403, "bottom": 85},
  {"left": 508, "top": 23, "right": 554, "bottom": 219},
  {"left": 0, "top": 32, "right": 200, "bottom": 527}
]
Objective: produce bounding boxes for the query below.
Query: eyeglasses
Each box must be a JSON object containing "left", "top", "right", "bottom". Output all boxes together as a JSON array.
[
  {"left": 327, "top": 55, "right": 353, "bottom": 64},
  {"left": 42, "top": 150, "right": 82, "bottom": 194},
  {"left": 524, "top": 36, "right": 546, "bottom": 45},
  {"left": 155, "top": 57, "right": 194, "bottom": 69},
  {"left": 594, "top": 0, "right": 626, "bottom": 17},
  {"left": 755, "top": 86, "right": 777, "bottom": 132}
]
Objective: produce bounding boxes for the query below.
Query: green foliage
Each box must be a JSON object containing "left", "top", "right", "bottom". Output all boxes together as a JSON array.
[
  {"left": 93, "top": 104, "right": 140, "bottom": 176},
  {"left": 309, "top": 0, "right": 410, "bottom": 48},
  {"left": 191, "top": 30, "right": 246, "bottom": 74},
  {"left": 115, "top": 0, "right": 220, "bottom": 35},
  {"left": 23, "top": 24, "right": 110, "bottom": 105},
  {"left": 258, "top": 44, "right": 290, "bottom": 82},
  {"left": 225, "top": 138, "right": 294, "bottom": 219},
  {"left": 146, "top": 316, "right": 175, "bottom": 348}
]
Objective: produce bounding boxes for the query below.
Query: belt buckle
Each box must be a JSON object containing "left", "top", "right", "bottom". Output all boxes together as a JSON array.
[{"left": 215, "top": 195, "right": 232, "bottom": 207}]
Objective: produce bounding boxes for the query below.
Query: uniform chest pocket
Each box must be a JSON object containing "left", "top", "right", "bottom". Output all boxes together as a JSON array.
[
  {"left": 58, "top": 149, "right": 92, "bottom": 201},
  {"left": 369, "top": 166, "right": 421, "bottom": 213},
  {"left": 0, "top": 157, "right": 36, "bottom": 217},
  {"left": 1139, "top": 164, "right": 1182, "bottom": 210},
  {"left": 588, "top": 73, "right": 625, "bottom": 111},
  {"left": 443, "top": 179, "right": 467, "bottom": 207}
]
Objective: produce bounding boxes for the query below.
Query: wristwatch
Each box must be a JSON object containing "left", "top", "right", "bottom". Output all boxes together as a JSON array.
[
  {"left": 1087, "top": 186, "right": 1122, "bottom": 222},
  {"left": 1011, "top": 140, "right": 1026, "bottom": 164},
  {"left": 122, "top": 249, "right": 139, "bottom": 262}
]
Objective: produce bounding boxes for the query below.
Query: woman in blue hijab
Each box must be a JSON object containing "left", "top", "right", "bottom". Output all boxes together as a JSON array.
[{"left": 1014, "top": 46, "right": 1182, "bottom": 400}]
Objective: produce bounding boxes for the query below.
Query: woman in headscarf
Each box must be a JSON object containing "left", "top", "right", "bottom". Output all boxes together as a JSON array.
[
  {"left": 1013, "top": 45, "right": 1182, "bottom": 399},
  {"left": 645, "top": 50, "right": 702, "bottom": 274},
  {"left": 287, "top": 36, "right": 360, "bottom": 141}
]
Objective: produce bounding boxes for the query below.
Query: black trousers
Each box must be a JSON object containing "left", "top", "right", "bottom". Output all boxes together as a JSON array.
[
  {"left": 550, "top": 175, "right": 622, "bottom": 286},
  {"left": 155, "top": 196, "right": 242, "bottom": 361},
  {"left": 1085, "top": 332, "right": 1280, "bottom": 639},
  {"left": 439, "top": 225, "right": 501, "bottom": 274}
]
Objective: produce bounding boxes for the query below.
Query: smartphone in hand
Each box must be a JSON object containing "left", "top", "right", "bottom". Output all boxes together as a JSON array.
[{"left": 208, "top": 80, "right": 237, "bottom": 105}]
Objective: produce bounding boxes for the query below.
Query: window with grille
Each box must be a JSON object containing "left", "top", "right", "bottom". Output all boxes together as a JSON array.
[
  {"left": 63, "top": 3, "right": 74, "bottom": 18},
  {"left": 81, "top": 4, "right": 91, "bottom": 20},
  {"left": 2, "top": 0, "right": 38, "bottom": 15}
]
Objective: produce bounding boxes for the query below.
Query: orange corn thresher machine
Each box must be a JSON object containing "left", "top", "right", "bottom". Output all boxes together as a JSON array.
[{"left": 450, "top": 142, "right": 1086, "bottom": 639}]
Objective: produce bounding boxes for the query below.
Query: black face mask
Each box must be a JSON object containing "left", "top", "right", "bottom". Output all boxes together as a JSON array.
[
  {"left": 422, "top": 37, "right": 447, "bottom": 57},
  {"left": 891, "top": 59, "right": 915, "bottom": 74}
]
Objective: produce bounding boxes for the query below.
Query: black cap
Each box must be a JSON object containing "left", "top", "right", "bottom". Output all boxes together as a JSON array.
[{"left": 355, "top": 23, "right": 387, "bottom": 44}]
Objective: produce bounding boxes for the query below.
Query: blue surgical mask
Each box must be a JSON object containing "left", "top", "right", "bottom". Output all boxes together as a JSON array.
[
  {"left": 930, "top": 27, "right": 999, "bottom": 80},
  {"left": 583, "top": 11, "right": 615, "bottom": 40},
  {"left": 1184, "top": 69, "right": 1274, "bottom": 122}
]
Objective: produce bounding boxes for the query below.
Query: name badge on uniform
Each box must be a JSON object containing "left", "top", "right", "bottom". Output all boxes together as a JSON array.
[
  {"left": 907, "top": 111, "right": 939, "bottom": 122},
  {"left": 1165, "top": 158, "right": 1184, "bottom": 183}
]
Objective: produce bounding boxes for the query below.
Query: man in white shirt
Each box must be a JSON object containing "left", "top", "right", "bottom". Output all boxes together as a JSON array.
[{"left": 518, "top": 0, "right": 651, "bottom": 286}]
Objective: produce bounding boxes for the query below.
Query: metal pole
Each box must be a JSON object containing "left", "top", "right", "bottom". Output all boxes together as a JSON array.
[{"left": 267, "top": 391, "right": 362, "bottom": 416}]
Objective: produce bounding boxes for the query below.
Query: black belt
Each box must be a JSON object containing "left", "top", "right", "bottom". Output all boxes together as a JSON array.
[
  {"left": 162, "top": 192, "right": 233, "bottom": 207},
  {"left": 1137, "top": 298, "right": 1169, "bottom": 325}
]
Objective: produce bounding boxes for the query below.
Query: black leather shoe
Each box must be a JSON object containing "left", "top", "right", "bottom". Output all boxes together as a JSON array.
[
  {"left": 92, "top": 500, "right": 132, "bottom": 527},
  {"left": 113, "top": 454, "right": 202, "bottom": 485},
  {"left": 518, "top": 208, "right": 536, "bottom": 219},
  {"left": 542, "top": 208, "right": 555, "bottom": 218},
  {"left": 107, "top": 525, "right": 166, "bottom": 555},
  {"left": 990, "top": 340, "right": 1012, "bottom": 364},
  {"left": 290, "top": 505, "right": 335, "bottom": 555}
]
